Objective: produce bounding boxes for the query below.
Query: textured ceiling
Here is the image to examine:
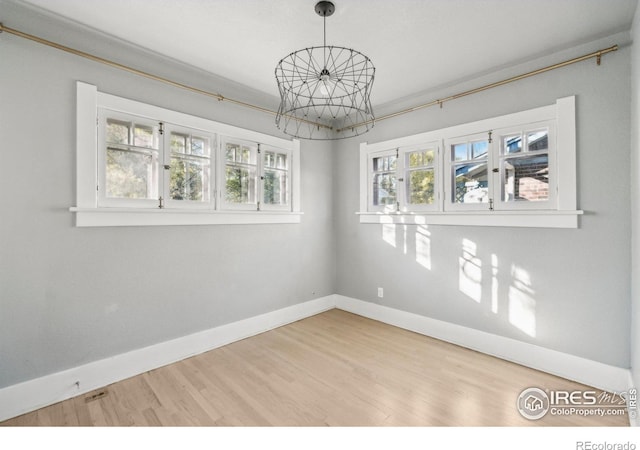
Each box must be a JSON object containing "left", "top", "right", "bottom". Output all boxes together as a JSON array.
[{"left": 17, "top": 0, "right": 639, "bottom": 107}]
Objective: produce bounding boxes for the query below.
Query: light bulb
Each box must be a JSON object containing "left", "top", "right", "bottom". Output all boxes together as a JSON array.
[{"left": 319, "top": 69, "right": 331, "bottom": 97}]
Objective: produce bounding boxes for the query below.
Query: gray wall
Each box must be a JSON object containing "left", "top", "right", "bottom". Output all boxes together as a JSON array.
[
  {"left": 0, "top": 0, "right": 635, "bottom": 393},
  {"left": 0, "top": 1, "right": 335, "bottom": 388},
  {"left": 334, "top": 35, "right": 632, "bottom": 368},
  {"left": 631, "top": 6, "right": 640, "bottom": 390}
]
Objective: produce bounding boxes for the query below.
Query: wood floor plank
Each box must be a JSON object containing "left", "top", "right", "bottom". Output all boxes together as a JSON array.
[{"left": 0, "top": 309, "right": 629, "bottom": 427}]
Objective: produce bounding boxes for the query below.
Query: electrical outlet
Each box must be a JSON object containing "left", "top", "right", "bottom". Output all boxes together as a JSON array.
[{"left": 377, "top": 287, "right": 384, "bottom": 298}]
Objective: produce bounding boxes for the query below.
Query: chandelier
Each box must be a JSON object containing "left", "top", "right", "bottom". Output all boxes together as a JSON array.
[{"left": 274, "top": 1, "right": 375, "bottom": 140}]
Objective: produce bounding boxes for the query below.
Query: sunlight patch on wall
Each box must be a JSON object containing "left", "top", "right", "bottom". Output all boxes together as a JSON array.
[
  {"left": 402, "top": 225, "right": 408, "bottom": 255},
  {"left": 382, "top": 223, "right": 396, "bottom": 247},
  {"left": 508, "top": 264, "right": 537, "bottom": 337},
  {"left": 459, "top": 239, "right": 482, "bottom": 303},
  {"left": 491, "top": 254, "right": 499, "bottom": 314},
  {"left": 416, "top": 225, "right": 432, "bottom": 270}
]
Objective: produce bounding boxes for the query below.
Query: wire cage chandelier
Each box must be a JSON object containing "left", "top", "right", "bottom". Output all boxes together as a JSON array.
[{"left": 275, "top": 1, "right": 375, "bottom": 140}]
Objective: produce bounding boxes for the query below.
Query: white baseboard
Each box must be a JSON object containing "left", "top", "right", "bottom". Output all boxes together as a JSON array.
[
  {"left": 0, "top": 296, "right": 336, "bottom": 423},
  {"left": 1, "top": 294, "right": 634, "bottom": 425},
  {"left": 334, "top": 295, "right": 632, "bottom": 395}
]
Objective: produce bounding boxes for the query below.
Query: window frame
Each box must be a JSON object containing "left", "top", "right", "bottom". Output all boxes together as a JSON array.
[
  {"left": 163, "top": 123, "right": 216, "bottom": 210},
  {"left": 259, "top": 144, "right": 293, "bottom": 212},
  {"left": 444, "top": 132, "right": 492, "bottom": 212},
  {"left": 400, "top": 142, "right": 440, "bottom": 213},
  {"left": 368, "top": 149, "right": 399, "bottom": 213},
  {"left": 220, "top": 137, "right": 261, "bottom": 211},
  {"left": 492, "top": 121, "right": 557, "bottom": 211},
  {"left": 98, "top": 110, "right": 162, "bottom": 209},
  {"left": 73, "top": 82, "right": 302, "bottom": 227},
  {"left": 358, "top": 96, "right": 581, "bottom": 228},
  {"left": 367, "top": 142, "right": 441, "bottom": 213}
]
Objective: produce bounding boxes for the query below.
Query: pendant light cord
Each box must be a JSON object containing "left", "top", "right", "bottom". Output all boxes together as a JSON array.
[{"left": 323, "top": 14, "right": 327, "bottom": 69}]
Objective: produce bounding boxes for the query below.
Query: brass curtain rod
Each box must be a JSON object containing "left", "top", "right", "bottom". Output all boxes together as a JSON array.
[
  {"left": 0, "top": 23, "right": 331, "bottom": 130},
  {"left": 337, "top": 44, "right": 619, "bottom": 133},
  {"left": 0, "top": 23, "right": 617, "bottom": 136}
]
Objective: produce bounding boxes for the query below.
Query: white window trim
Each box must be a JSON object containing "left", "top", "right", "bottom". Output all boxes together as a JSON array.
[
  {"left": 162, "top": 123, "right": 216, "bottom": 210},
  {"left": 97, "top": 110, "right": 163, "bottom": 209},
  {"left": 358, "top": 96, "right": 582, "bottom": 228},
  {"left": 72, "top": 82, "right": 302, "bottom": 227},
  {"left": 400, "top": 142, "right": 440, "bottom": 213},
  {"left": 367, "top": 148, "right": 398, "bottom": 213},
  {"left": 489, "top": 121, "right": 557, "bottom": 211},
  {"left": 443, "top": 131, "right": 493, "bottom": 212},
  {"left": 258, "top": 143, "right": 294, "bottom": 212}
]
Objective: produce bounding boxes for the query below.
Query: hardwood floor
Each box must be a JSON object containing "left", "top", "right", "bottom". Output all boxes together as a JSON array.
[{"left": 1, "top": 309, "right": 629, "bottom": 426}]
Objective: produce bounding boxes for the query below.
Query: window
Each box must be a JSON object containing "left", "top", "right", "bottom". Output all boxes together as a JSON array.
[
  {"left": 443, "top": 122, "right": 555, "bottom": 212},
  {"left": 368, "top": 143, "right": 439, "bottom": 212},
  {"left": 221, "top": 139, "right": 292, "bottom": 211},
  {"left": 73, "top": 82, "right": 301, "bottom": 226},
  {"left": 496, "top": 125, "right": 555, "bottom": 210},
  {"left": 100, "top": 114, "right": 161, "bottom": 207},
  {"left": 446, "top": 135, "right": 490, "bottom": 209},
  {"left": 358, "top": 97, "right": 580, "bottom": 228},
  {"left": 370, "top": 151, "right": 397, "bottom": 210},
  {"left": 404, "top": 146, "right": 437, "bottom": 210},
  {"left": 98, "top": 113, "right": 215, "bottom": 209},
  {"left": 261, "top": 147, "right": 291, "bottom": 210},
  {"left": 223, "top": 139, "right": 259, "bottom": 209},
  {"left": 167, "top": 127, "right": 213, "bottom": 207}
]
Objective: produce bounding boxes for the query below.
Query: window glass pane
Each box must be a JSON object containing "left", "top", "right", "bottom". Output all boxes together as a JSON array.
[
  {"left": 472, "top": 141, "right": 488, "bottom": 158},
  {"left": 134, "top": 124, "right": 154, "bottom": 148},
  {"left": 276, "top": 153, "right": 287, "bottom": 169},
  {"left": 527, "top": 130, "right": 548, "bottom": 152},
  {"left": 453, "top": 162, "right": 488, "bottom": 204},
  {"left": 502, "top": 154, "right": 549, "bottom": 202},
  {"left": 106, "top": 148, "right": 157, "bottom": 199},
  {"left": 224, "top": 142, "right": 257, "bottom": 205},
  {"left": 191, "top": 136, "right": 207, "bottom": 156},
  {"left": 453, "top": 143, "right": 468, "bottom": 161},
  {"left": 504, "top": 135, "right": 522, "bottom": 154},
  {"left": 373, "top": 173, "right": 397, "bottom": 206},
  {"left": 389, "top": 156, "right": 397, "bottom": 171},
  {"left": 106, "top": 119, "right": 129, "bottom": 145},
  {"left": 171, "top": 133, "right": 187, "bottom": 154},
  {"left": 241, "top": 146, "right": 256, "bottom": 164},
  {"left": 374, "top": 155, "right": 397, "bottom": 172},
  {"left": 264, "top": 151, "right": 275, "bottom": 168},
  {"left": 408, "top": 149, "right": 435, "bottom": 168},
  {"left": 373, "top": 156, "right": 382, "bottom": 171},
  {"left": 225, "top": 166, "right": 256, "bottom": 204},
  {"left": 226, "top": 143, "right": 239, "bottom": 162},
  {"left": 423, "top": 149, "right": 435, "bottom": 165},
  {"left": 170, "top": 157, "right": 209, "bottom": 202},
  {"left": 263, "top": 169, "right": 288, "bottom": 205},
  {"left": 169, "top": 132, "right": 210, "bottom": 203},
  {"left": 408, "top": 152, "right": 422, "bottom": 168},
  {"left": 407, "top": 169, "right": 435, "bottom": 205}
]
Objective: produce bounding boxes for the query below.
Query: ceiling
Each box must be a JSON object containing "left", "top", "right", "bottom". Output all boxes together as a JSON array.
[{"left": 17, "top": 0, "right": 639, "bottom": 107}]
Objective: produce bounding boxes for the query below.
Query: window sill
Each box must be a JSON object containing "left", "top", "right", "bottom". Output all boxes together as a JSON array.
[
  {"left": 356, "top": 210, "right": 583, "bottom": 228},
  {"left": 70, "top": 207, "right": 303, "bottom": 227}
]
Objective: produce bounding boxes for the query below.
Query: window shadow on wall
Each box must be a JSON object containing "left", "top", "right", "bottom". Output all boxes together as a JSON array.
[{"left": 379, "top": 224, "right": 537, "bottom": 338}]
